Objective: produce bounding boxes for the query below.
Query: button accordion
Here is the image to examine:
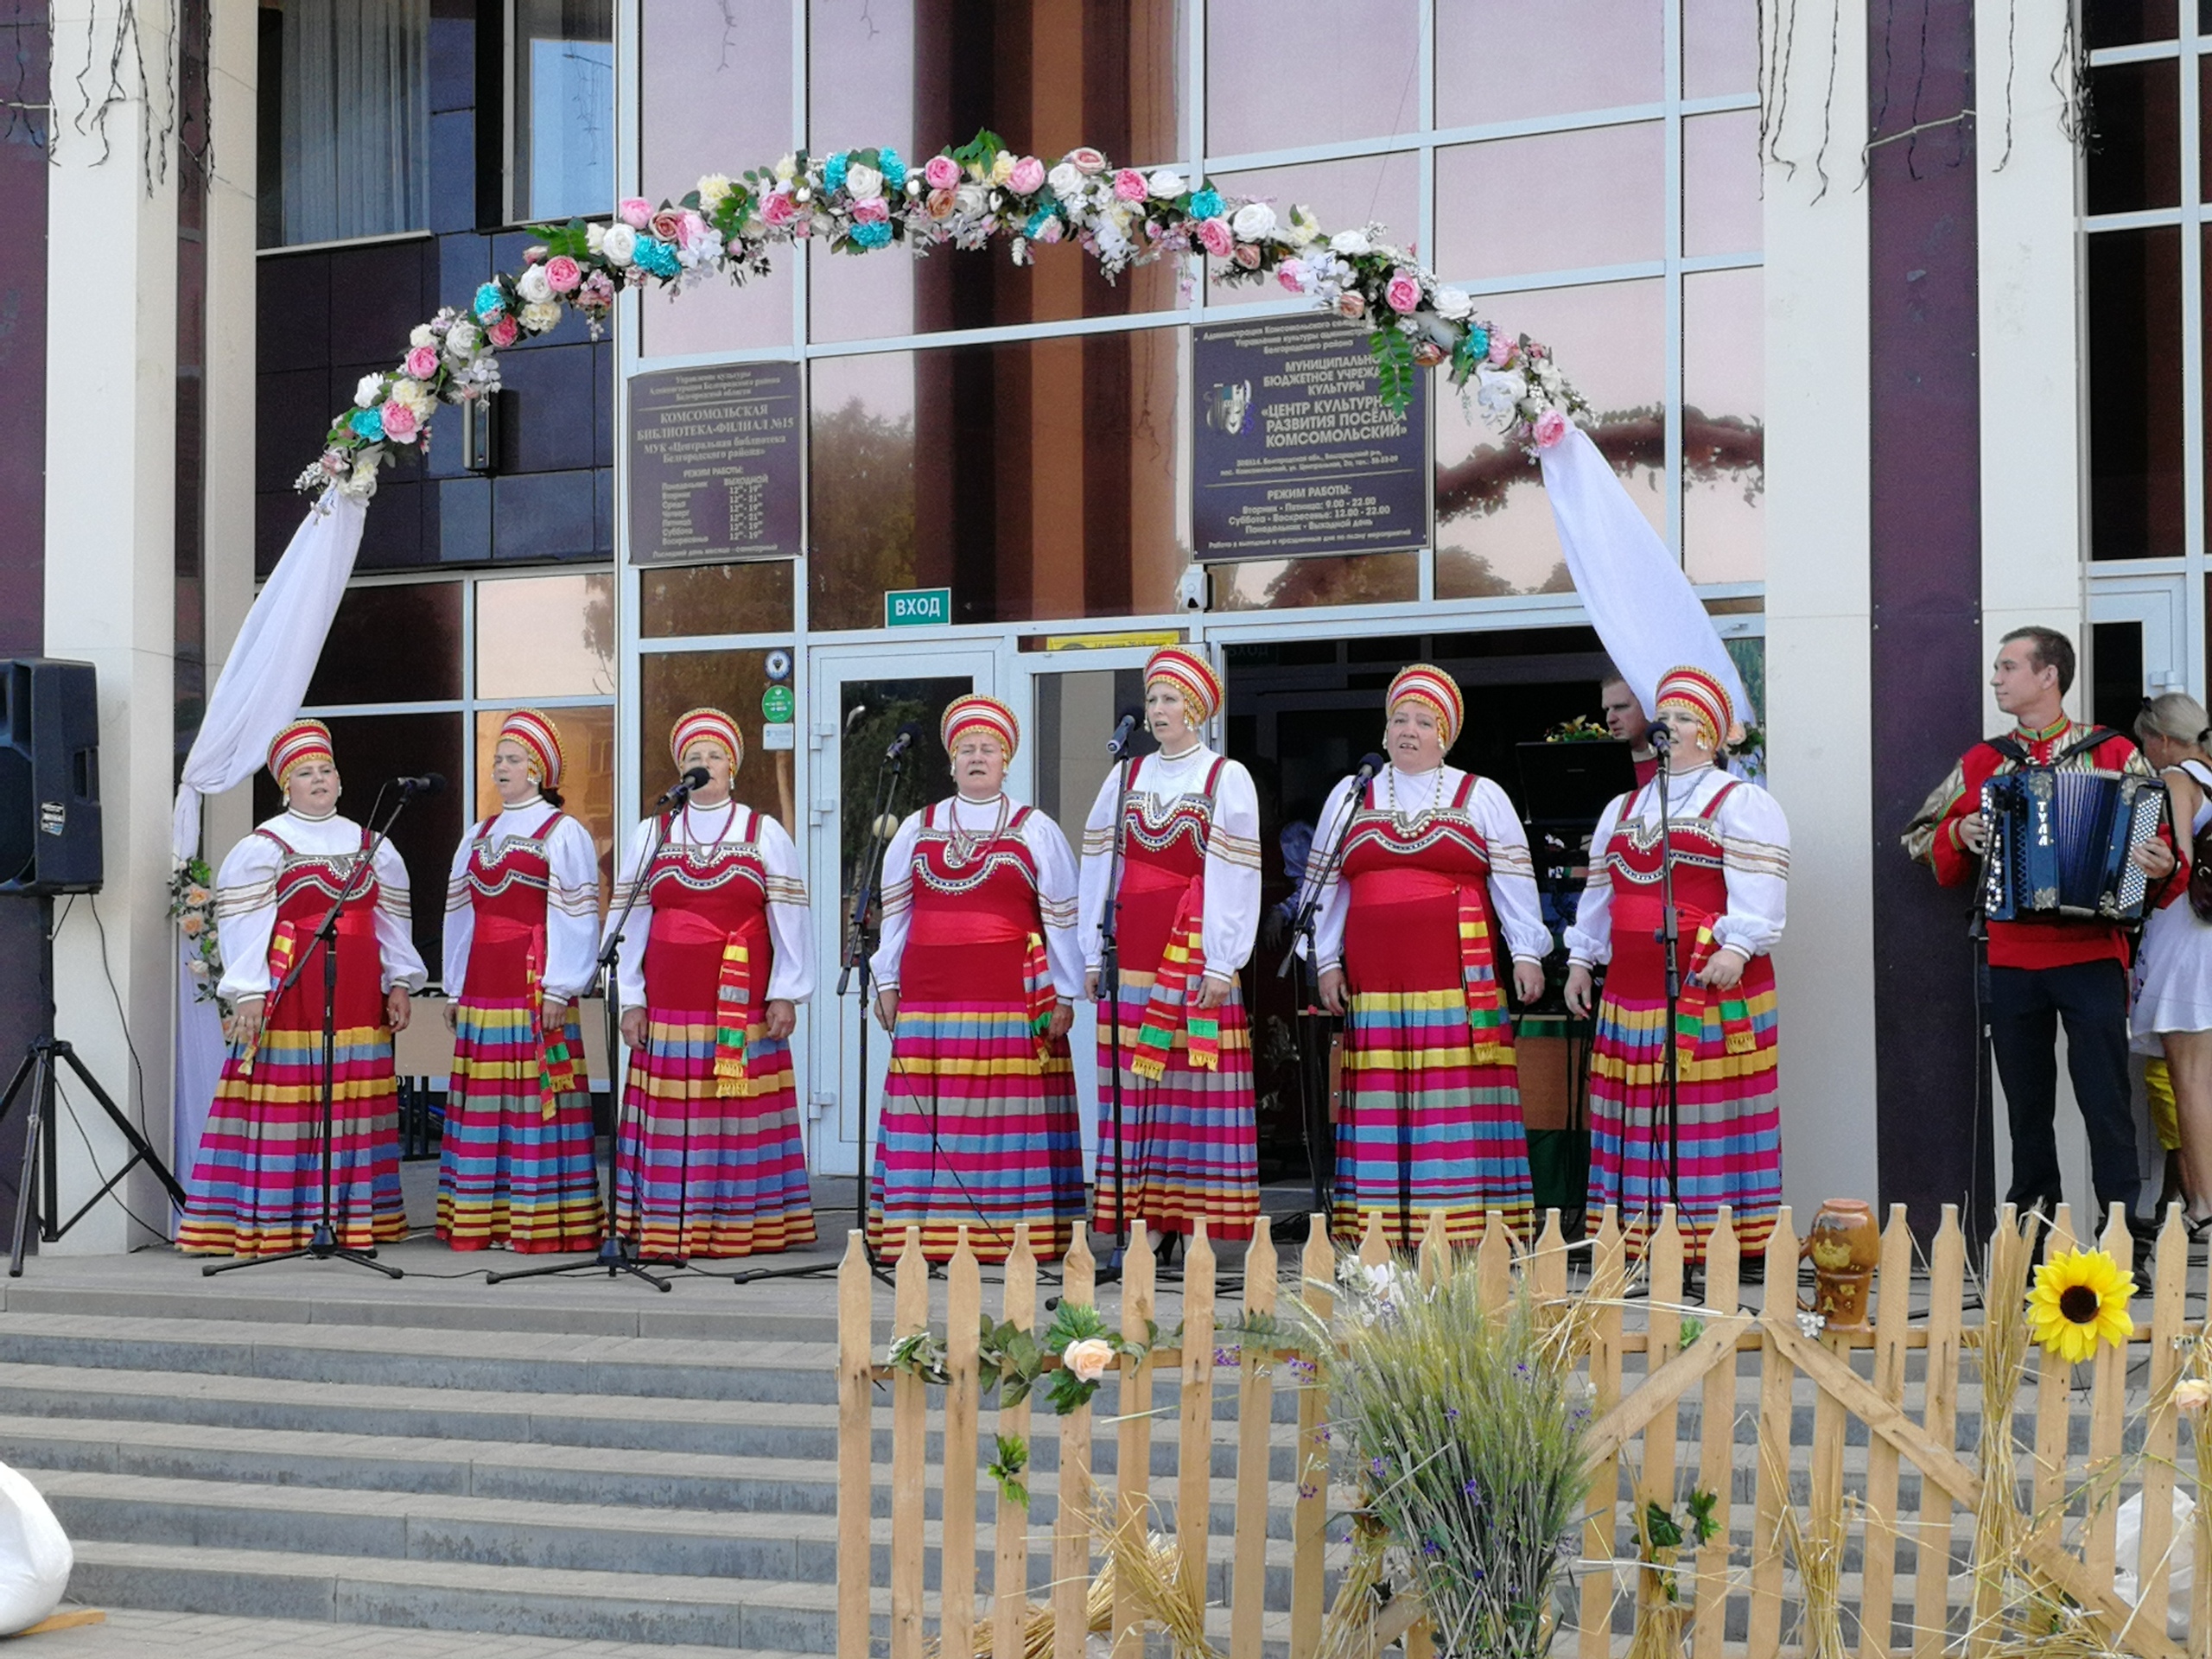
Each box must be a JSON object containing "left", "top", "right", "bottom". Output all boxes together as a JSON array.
[{"left": 1978, "top": 767, "right": 2168, "bottom": 922}]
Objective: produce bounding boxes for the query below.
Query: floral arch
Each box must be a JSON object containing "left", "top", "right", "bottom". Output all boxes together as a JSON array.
[{"left": 302, "top": 130, "right": 1586, "bottom": 500}]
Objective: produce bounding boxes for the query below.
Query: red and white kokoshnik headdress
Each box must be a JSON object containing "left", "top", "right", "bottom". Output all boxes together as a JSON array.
[
  {"left": 499, "top": 708, "right": 565, "bottom": 790},
  {"left": 671, "top": 707, "right": 744, "bottom": 769},
  {"left": 1387, "top": 663, "right": 1464, "bottom": 747},
  {"left": 1144, "top": 645, "right": 1223, "bottom": 721},
  {"left": 941, "top": 694, "right": 1020, "bottom": 760},
  {"left": 267, "top": 718, "right": 335, "bottom": 791},
  {"left": 1656, "top": 665, "right": 1730, "bottom": 748}
]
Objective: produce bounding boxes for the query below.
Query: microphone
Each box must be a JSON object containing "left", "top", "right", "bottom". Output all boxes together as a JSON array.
[
  {"left": 394, "top": 772, "right": 446, "bottom": 796},
  {"left": 885, "top": 721, "right": 923, "bottom": 761},
  {"left": 1645, "top": 721, "right": 1673, "bottom": 751},
  {"left": 1353, "top": 751, "right": 1389, "bottom": 785},
  {"left": 653, "top": 766, "right": 711, "bottom": 807},
  {"left": 1106, "top": 710, "right": 1140, "bottom": 757}
]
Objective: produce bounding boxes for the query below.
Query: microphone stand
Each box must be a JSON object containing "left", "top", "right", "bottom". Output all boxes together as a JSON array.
[
  {"left": 1095, "top": 728, "right": 1139, "bottom": 1281},
  {"left": 1649, "top": 726, "right": 1685, "bottom": 1243},
  {"left": 207, "top": 782, "right": 423, "bottom": 1281},
  {"left": 729, "top": 734, "right": 908, "bottom": 1287},
  {"left": 487, "top": 796, "right": 683, "bottom": 1292},
  {"left": 1278, "top": 763, "right": 1374, "bottom": 1231}
]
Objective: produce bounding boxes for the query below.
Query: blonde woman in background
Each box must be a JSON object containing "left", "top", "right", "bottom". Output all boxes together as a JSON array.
[{"left": 2132, "top": 690, "right": 2212, "bottom": 1233}]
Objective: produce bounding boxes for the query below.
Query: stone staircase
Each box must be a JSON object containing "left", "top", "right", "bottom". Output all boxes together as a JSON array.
[{"left": 0, "top": 1252, "right": 1318, "bottom": 1653}]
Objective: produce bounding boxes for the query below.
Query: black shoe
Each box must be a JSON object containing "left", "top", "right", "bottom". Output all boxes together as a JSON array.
[
  {"left": 1737, "top": 1252, "right": 1765, "bottom": 1285},
  {"left": 1154, "top": 1230, "right": 1181, "bottom": 1270}
]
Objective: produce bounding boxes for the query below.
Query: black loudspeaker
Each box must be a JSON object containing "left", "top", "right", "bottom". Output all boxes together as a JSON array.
[{"left": 0, "top": 659, "right": 102, "bottom": 894}]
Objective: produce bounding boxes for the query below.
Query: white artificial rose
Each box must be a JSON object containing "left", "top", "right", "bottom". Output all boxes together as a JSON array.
[
  {"left": 517, "top": 264, "right": 553, "bottom": 304},
  {"left": 1329, "top": 229, "right": 1371, "bottom": 257},
  {"left": 1046, "top": 162, "right": 1084, "bottom": 197},
  {"left": 353, "top": 373, "right": 383, "bottom": 409},
  {"left": 586, "top": 222, "right": 607, "bottom": 255},
  {"left": 400, "top": 378, "right": 437, "bottom": 416},
  {"left": 954, "top": 182, "right": 988, "bottom": 217},
  {"left": 1147, "top": 168, "right": 1185, "bottom": 199},
  {"left": 408, "top": 324, "right": 435, "bottom": 349},
  {"left": 697, "top": 172, "right": 734, "bottom": 208},
  {"left": 772, "top": 153, "right": 797, "bottom": 183},
  {"left": 1230, "top": 201, "right": 1276, "bottom": 240},
  {"left": 519, "top": 300, "right": 563, "bottom": 334},
  {"left": 348, "top": 457, "right": 380, "bottom": 495},
  {"left": 444, "top": 321, "right": 480, "bottom": 357},
  {"left": 843, "top": 162, "right": 882, "bottom": 200},
  {"left": 1433, "top": 285, "right": 1473, "bottom": 321},
  {"left": 601, "top": 223, "right": 637, "bottom": 266},
  {"left": 1288, "top": 207, "right": 1324, "bottom": 245},
  {"left": 1476, "top": 368, "right": 1528, "bottom": 418}
]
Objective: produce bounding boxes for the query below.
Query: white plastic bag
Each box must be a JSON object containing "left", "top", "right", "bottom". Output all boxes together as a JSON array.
[
  {"left": 0, "top": 1461, "right": 69, "bottom": 1635},
  {"left": 2113, "top": 1486, "right": 2196, "bottom": 1643}
]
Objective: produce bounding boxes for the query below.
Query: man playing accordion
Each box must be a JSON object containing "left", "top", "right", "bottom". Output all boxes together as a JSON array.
[{"left": 1905, "top": 626, "right": 2180, "bottom": 1257}]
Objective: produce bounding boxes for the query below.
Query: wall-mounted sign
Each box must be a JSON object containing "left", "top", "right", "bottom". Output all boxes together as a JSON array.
[
  {"left": 765, "top": 649, "right": 792, "bottom": 683},
  {"left": 761, "top": 724, "right": 797, "bottom": 752},
  {"left": 627, "top": 361, "right": 802, "bottom": 563},
  {"left": 761, "top": 684, "right": 795, "bottom": 723},
  {"left": 1191, "top": 316, "right": 1429, "bottom": 563},
  {"left": 885, "top": 587, "right": 951, "bottom": 627}
]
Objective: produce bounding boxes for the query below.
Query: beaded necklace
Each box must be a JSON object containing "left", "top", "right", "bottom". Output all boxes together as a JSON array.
[
  {"left": 943, "top": 792, "right": 1011, "bottom": 868},
  {"left": 1384, "top": 764, "right": 1446, "bottom": 829}
]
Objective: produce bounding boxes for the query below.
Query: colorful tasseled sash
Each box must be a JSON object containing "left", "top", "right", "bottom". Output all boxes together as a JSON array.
[
  {"left": 1133, "top": 878, "right": 1220, "bottom": 1079},
  {"left": 525, "top": 929, "right": 581, "bottom": 1121},
  {"left": 1679, "top": 921, "right": 1756, "bottom": 1059},
  {"left": 238, "top": 920, "right": 300, "bottom": 1077},
  {"left": 1021, "top": 933, "right": 1057, "bottom": 1061},
  {"left": 1455, "top": 886, "right": 1516, "bottom": 1065},
  {"left": 713, "top": 932, "right": 753, "bottom": 1097}
]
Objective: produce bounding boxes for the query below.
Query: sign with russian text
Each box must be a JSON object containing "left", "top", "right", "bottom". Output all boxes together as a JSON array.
[
  {"left": 627, "top": 361, "right": 802, "bottom": 563},
  {"left": 885, "top": 587, "right": 952, "bottom": 627},
  {"left": 1191, "top": 316, "right": 1428, "bottom": 562}
]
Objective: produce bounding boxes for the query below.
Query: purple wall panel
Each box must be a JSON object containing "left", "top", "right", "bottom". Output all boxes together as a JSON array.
[{"left": 1866, "top": 0, "right": 1994, "bottom": 1241}]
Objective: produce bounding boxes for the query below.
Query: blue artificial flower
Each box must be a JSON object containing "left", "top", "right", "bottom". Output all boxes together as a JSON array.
[
  {"left": 879, "top": 146, "right": 906, "bottom": 188},
  {"left": 633, "top": 238, "right": 681, "bottom": 278},
  {"left": 1465, "top": 326, "right": 1490, "bottom": 362},
  {"left": 849, "top": 219, "right": 893, "bottom": 250},
  {"left": 349, "top": 406, "right": 385, "bottom": 442},
  {"left": 823, "top": 151, "right": 848, "bottom": 192},
  {"left": 1188, "top": 188, "right": 1223, "bottom": 219},
  {"left": 473, "top": 281, "right": 505, "bottom": 321}
]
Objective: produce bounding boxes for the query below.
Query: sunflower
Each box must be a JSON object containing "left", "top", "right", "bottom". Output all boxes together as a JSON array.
[{"left": 2026, "top": 1247, "right": 2136, "bottom": 1365}]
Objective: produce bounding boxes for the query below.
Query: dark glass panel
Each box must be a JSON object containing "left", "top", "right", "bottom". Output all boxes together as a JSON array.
[
  {"left": 475, "top": 572, "right": 616, "bottom": 696},
  {"left": 2085, "top": 60, "right": 2180, "bottom": 214},
  {"left": 1209, "top": 553, "right": 1420, "bottom": 611},
  {"left": 2087, "top": 226, "right": 2183, "bottom": 558},
  {"left": 640, "top": 559, "right": 796, "bottom": 638},
  {"left": 639, "top": 650, "right": 788, "bottom": 829},
  {"left": 2088, "top": 0, "right": 2177, "bottom": 48},
  {"left": 475, "top": 703, "right": 615, "bottom": 898},
  {"left": 1683, "top": 267, "right": 1764, "bottom": 585},
  {"left": 306, "top": 581, "right": 464, "bottom": 705}
]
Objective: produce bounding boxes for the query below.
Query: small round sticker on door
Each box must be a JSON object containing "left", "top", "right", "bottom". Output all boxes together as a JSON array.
[
  {"left": 764, "top": 650, "right": 792, "bottom": 683},
  {"left": 761, "top": 683, "right": 795, "bottom": 724}
]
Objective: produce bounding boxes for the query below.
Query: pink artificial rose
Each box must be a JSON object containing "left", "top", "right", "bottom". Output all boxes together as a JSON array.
[
  {"left": 1337, "top": 290, "right": 1367, "bottom": 321},
  {"left": 851, "top": 196, "right": 890, "bottom": 225},
  {"left": 1232, "top": 243, "right": 1261, "bottom": 269},
  {"left": 1008, "top": 156, "right": 1046, "bottom": 194},
  {"left": 649, "top": 207, "right": 685, "bottom": 245},
  {"left": 677, "top": 211, "right": 709, "bottom": 247},
  {"left": 1533, "top": 409, "right": 1570, "bottom": 448},
  {"left": 1195, "top": 217, "right": 1234, "bottom": 257},
  {"left": 1065, "top": 146, "right": 1107, "bottom": 174},
  {"left": 925, "top": 187, "right": 958, "bottom": 220},
  {"left": 1112, "top": 168, "right": 1147, "bottom": 202},
  {"left": 378, "top": 401, "right": 419, "bottom": 442},
  {"left": 321, "top": 449, "right": 349, "bottom": 476},
  {"left": 1413, "top": 340, "right": 1447, "bottom": 367},
  {"left": 1275, "top": 257, "right": 1306, "bottom": 293},
  {"left": 1384, "top": 269, "right": 1423, "bottom": 314},
  {"left": 923, "top": 154, "right": 962, "bottom": 191},
  {"left": 618, "top": 198, "right": 652, "bottom": 229},
  {"left": 486, "top": 315, "right": 520, "bottom": 348},
  {"left": 543, "top": 255, "right": 582, "bottom": 293},
  {"left": 760, "top": 190, "right": 798, "bottom": 226},
  {"left": 403, "top": 346, "right": 439, "bottom": 379},
  {"left": 1485, "top": 331, "right": 1512, "bottom": 366}
]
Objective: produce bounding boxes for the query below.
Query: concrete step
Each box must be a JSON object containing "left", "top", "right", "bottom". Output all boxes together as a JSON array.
[{"left": 63, "top": 1537, "right": 838, "bottom": 1651}]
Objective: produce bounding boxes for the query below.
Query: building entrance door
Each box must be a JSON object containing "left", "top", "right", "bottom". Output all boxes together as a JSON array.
[
  {"left": 804, "top": 644, "right": 999, "bottom": 1179},
  {"left": 2088, "top": 579, "right": 2188, "bottom": 731}
]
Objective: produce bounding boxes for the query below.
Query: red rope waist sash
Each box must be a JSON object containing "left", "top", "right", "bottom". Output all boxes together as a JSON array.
[
  {"left": 650, "top": 906, "right": 765, "bottom": 1097},
  {"left": 1345, "top": 850, "right": 1510, "bottom": 1062}
]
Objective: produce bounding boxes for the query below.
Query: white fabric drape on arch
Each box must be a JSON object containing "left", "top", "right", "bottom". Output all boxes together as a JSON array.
[
  {"left": 1537, "top": 424, "right": 1751, "bottom": 727},
  {"left": 170, "top": 492, "right": 369, "bottom": 861}
]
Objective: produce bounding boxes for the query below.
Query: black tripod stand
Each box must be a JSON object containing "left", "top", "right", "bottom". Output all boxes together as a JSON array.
[
  {"left": 208, "top": 782, "right": 427, "bottom": 1281},
  {"left": 1645, "top": 725, "right": 1686, "bottom": 1237},
  {"left": 729, "top": 725, "right": 912, "bottom": 1287},
  {"left": 5, "top": 977, "right": 188, "bottom": 1274},
  {"left": 1093, "top": 724, "right": 1145, "bottom": 1282},
  {"left": 487, "top": 801, "right": 683, "bottom": 1293}
]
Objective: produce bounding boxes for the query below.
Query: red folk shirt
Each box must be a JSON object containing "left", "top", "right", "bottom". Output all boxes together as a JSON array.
[{"left": 1916, "top": 716, "right": 2178, "bottom": 970}]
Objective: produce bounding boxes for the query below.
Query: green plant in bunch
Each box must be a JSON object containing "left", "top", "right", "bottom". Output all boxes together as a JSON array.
[{"left": 1313, "top": 1260, "right": 1594, "bottom": 1659}]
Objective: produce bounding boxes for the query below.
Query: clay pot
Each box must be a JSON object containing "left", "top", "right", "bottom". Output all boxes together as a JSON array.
[{"left": 1799, "top": 1198, "right": 1881, "bottom": 1332}]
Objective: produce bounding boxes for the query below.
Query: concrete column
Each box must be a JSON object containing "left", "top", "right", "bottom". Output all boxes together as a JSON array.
[
  {"left": 1763, "top": 0, "right": 1880, "bottom": 1221},
  {"left": 41, "top": 0, "right": 181, "bottom": 1251}
]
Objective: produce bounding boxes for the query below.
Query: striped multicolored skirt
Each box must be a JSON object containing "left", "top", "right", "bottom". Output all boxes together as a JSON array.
[
  {"left": 613, "top": 1009, "right": 816, "bottom": 1259},
  {"left": 1335, "top": 988, "right": 1533, "bottom": 1248},
  {"left": 179, "top": 1025, "right": 407, "bottom": 1256},
  {"left": 1094, "top": 973, "right": 1258, "bottom": 1242},
  {"left": 437, "top": 1002, "right": 605, "bottom": 1253},
  {"left": 1586, "top": 976, "right": 1780, "bottom": 1265},
  {"left": 868, "top": 998, "right": 1084, "bottom": 1264}
]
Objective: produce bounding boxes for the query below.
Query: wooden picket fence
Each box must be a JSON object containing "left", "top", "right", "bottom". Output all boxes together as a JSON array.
[{"left": 835, "top": 1201, "right": 2208, "bottom": 1659}]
